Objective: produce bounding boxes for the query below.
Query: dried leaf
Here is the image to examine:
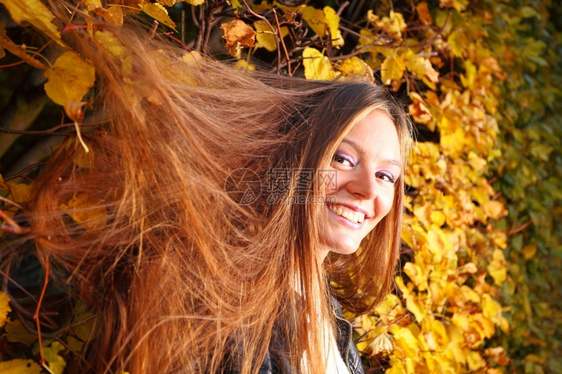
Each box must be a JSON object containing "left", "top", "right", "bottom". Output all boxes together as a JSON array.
[
  {"left": 4, "top": 319, "right": 38, "bottom": 345},
  {"left": 0, "top": 0, "right": 64, "bottom": 46},
  {"left": 44, "top": 51, "right": 96, "bottom": 106},
  {"left": 0, "top": 37, "right": 47, "bottom": 69},
  {"left": 417, "top": 2, "right": 432, "bottom": 25},
  {"left": 0, "top": 21, "right": 6, "bottom": 59},
  {"left": 369, "top": 333, "right": 394, "bottom": 355},
  {"left": 221, "top": 20, "right": 256, "bottom": 56},
  {"left": 60, "top": 193, "right": 108, "bottom": 231}
]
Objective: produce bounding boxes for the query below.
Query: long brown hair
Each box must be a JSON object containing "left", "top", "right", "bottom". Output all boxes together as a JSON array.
[{"left": 5, "top": 2, "right": 412, "bottom": 373}]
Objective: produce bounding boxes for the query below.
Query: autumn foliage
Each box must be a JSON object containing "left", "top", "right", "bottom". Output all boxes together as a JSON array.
[{"left": 0, "top": 0, "right": 560, "bottom": 373}]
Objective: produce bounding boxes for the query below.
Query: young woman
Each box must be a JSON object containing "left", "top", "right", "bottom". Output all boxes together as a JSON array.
[{"left": 3, "top": 2, "right": 412, "bottom": 373}]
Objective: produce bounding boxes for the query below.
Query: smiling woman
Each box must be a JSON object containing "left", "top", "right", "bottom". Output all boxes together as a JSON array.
[
  {"left": 322, "top": 110, "right": 402, "bottom": 259},
  {"left": 0, "top": 1, "right": 412, "bottom": 373}
]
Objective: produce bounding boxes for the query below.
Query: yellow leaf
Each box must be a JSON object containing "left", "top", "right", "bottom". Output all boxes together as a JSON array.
[
  {"left": 94, "top": 30, "right": 132, "bottom": 74},
  {"left": 440, "top": 126, "right": 465, "bottom": 158},
  {"left": 487, "top": 249, "right": 507, "bottom": 286},
  {"left": 184, "top": 0, "right": 205, "bottom": 5},
  {"left": 484, "top": 200, "right": 507, "bottom": 220},
  {"left": 253, "top": 0, "right": 274, "bottom": 13},
  {"left": 5, "top": 181, "right": 30, "bottom": 203},
  {"left": 301, "top": 6, "right": 326, "bottom": 38},
  {"left": 302, "top": 47, "right": 337, "bottom": 81},
  {"left": 339, "top": 56, "right": 373, "bottom": 82},
  {"left": 403, "top": 262, "right": 428, "bottom": 291},
  {"left": 430, "top": 210, "right": 446, "bottom": 227},
  {"left": 156, "top": 0, "right": 176, "bottom": 6},
  {"left": 0, "top": 359, "right": 42, "bottom": 374},
  {"left": 405, "top": 293, "right": 426, "bottom": 322},
  {"left": 60, "top": 193, "right": 108, "bottom": 231},
  {"left": 221, "top": 20, "right": 256, "bottom": 56},
  {"left": 460, "top": 59, "right": 477, "bottom": 89},
  {"left": 451, "top": 313, "right": 470, "bottom": 331},
  {"left": 439, "top": 0, "right": 468, "bottom": 12},
  {"left": 44, "top": 51, "right": 96, "bottom": 107},
  {"left": 0, "top": 0, "right": 64, "bottom": 46},
  {"left": 522, "top": 243, "right": 538, "bottom": 260},
  {"left": 367, "top": 10, "right": 406, "bottom": 40},
  {"left": 44, "top": 341, "right": 66, "bottom": 374},
  {"left": 525, "top": 353, "right": 545, "bottom": 364},
  {"left": 254, "top": 20, "right": 288, "bottom": 52},
  {"left": 392, "top": 327, "right": 421, "bottom": 359},
  {"left": 402, "top": 49, "right": 439, "bottom": 83},
  {"left": 374, "top": 294, "right": 407, "bottom": 325},
  {"left": 467, "top": 351, "right": 486, "bottom": 371},
  {"left": 381, "top": 54, "right": 405, "bottom": 85},
  {"left": 234, "top": 59, "right": 256, "bottom": 71},
  {"left": 140, "top": 2, "right": 176, "bottom": 29},
  {"left": 0, "top": 291, "right": 11, "bottom": 328},
  {"left": 323, "top": 6, "right": 343, "bottom": 47},
  {"left": 482, "top": 293, "right": 503, "bottom": 325}
]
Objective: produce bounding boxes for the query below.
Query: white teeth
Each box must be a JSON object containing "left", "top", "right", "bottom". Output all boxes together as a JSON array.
[{"left": 329, "top": 204, "right": 365, "bottom": 224}]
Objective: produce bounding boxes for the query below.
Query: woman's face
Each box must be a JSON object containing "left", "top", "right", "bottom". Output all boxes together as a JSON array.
[{"left": 320, "top": 110, "right": 401, "bottom": 259}]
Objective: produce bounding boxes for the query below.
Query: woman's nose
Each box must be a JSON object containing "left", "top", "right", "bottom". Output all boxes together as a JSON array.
[{"left": 345, "top": 167, "right": 378, "bottom": 200}]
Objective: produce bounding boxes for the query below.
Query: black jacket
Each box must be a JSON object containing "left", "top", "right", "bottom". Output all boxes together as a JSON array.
[{"left": 256, "top": 298, "right": 365, "bottom": 374}]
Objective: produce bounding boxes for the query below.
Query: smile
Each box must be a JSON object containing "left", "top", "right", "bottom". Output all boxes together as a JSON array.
[{"left": 328, "top": 204, "right": 365, "bottom": 223}]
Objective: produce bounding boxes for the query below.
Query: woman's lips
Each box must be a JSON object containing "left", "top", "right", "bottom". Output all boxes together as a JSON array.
[{"left": 327, "top": 203, "right": 366, "bottom": 225}]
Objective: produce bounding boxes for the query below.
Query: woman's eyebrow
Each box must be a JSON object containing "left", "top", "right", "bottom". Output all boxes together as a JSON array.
[
  {"left": 340, "top": 138, "right": 402, "bottom": 168},
  {"left": 340, "top": 138, "right": 364, "bottom": 154}
]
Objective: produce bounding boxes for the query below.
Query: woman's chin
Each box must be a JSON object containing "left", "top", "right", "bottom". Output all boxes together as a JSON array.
[{"left": 320, "top": 239, "right": 360, "bottom": 259}]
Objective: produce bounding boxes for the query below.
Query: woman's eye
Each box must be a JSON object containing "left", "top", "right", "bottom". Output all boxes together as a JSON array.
[
  {"left": 332, "top": 153, "right": 354, "bottom": 167},
  {"left": 376, "top": 171, "right": 396, "bottom": 184}
]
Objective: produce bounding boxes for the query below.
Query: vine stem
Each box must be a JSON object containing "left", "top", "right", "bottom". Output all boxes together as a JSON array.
[{"left": 35, "top": 263, "right": 50, "bottom": 367}]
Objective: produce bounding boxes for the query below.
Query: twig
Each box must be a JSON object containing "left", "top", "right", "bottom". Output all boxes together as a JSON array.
[
  {"left": 0, "top": 209, "right": 30, "bottom": 235},
  {"left": 35, "top": 264, "right": 50, "bottom": 366},
  {"left": 0, "top": 122, "right": 100, "bottom": 136},
  {"left": 508, "top": 219, "right": 534, "bottom": 236},
  {"left": 241, "top": 0, "right": 282, "bottom": 72},
  {"left": 273, "top": 9, "right": 291, "bottom": 75}
]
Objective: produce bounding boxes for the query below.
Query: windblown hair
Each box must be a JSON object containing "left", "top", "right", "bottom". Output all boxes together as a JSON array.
[{"left": 7, "top": 2, "right": 411, "bottom": 373}]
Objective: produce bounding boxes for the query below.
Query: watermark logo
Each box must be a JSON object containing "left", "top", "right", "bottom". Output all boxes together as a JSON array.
[
  {"left": 224, "top": 168, "right": 337, "bottom": 205},
  {"left": 224, "top": 168, "right": 262, "bottom": 206}
]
